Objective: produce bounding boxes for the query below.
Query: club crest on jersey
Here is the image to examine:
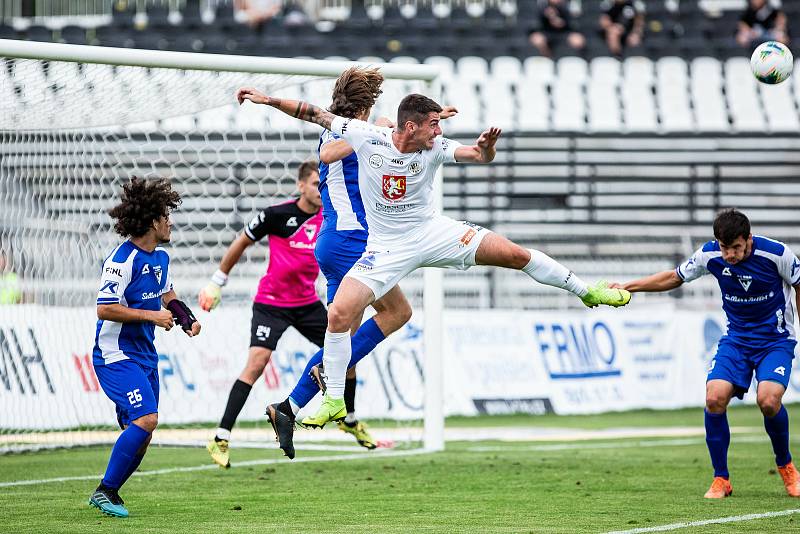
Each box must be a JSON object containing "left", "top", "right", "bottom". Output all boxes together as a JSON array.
[
  {"left": 409, "top": 161, "right": 423, "bottom": 175},
  {"left": 369, "top": 154, "right": 383, "bottom": 168},
  {"left": 141, "top": 264, "right": 150, "bottom": 275},
  {"left": 153, "top": 265, "right": 162, "bottom": 284},
  {"left": 382, "top": 175, "right": 406, "bottom": 201},
  {"left": 304, "top": 224, "right": 317, "bottom": 240},
  {"left": 737, "top": 274, "right": 753, "bottom": 291}
]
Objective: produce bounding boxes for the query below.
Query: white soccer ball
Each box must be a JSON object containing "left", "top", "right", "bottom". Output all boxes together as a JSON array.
[{"left": 750, "top": 41, "right": 794, "bottom": 84}]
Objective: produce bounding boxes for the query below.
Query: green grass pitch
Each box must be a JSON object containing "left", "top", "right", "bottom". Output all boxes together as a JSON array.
[{"left": 2, "top": 405, "right": 800, "bottom": 533}]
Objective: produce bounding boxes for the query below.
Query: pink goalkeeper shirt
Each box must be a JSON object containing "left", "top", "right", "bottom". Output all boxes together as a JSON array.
[{"left": 244, "top": 199, "right": 323, "bottom": 308}]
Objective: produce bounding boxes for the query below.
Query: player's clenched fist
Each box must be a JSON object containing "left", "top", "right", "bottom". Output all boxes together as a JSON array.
[
  {"left": 198, "top": 269, "right": 228, "bottom": 311},
  {"left": 151, "top": 309, "right": 174, "bottom": 330},
  {"left": 198, "top": 282, "right": 222, "bottom": 311}
]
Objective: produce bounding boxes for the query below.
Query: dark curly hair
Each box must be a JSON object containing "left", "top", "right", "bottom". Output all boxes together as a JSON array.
[
  {"left": 329, "top": 66, "right": 384, "bottom": 119},
  {"left": 108, "top": 177, "right": 182, "bottom": 238}
]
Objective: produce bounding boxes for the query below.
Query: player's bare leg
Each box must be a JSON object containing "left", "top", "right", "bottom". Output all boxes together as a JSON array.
[
  {"left": 704, "top": 379, "right": 734, "bottom": 498},
  {"left": 474, "top": 232, "right": 630, "bottom": 307},
  {"left": 302, "top": 277, "right": 375, "bottom": 427},
  {"left": 209, "top": 347, "right": 273, "bottom": 467},
  {"left": 758, "top": 380, "right": 800, "bottom": 497}
]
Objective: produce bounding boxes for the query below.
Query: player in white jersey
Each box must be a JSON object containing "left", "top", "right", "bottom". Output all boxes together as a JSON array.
[{"left": 235, "top": 87, "right": 631, "bottom": 426}]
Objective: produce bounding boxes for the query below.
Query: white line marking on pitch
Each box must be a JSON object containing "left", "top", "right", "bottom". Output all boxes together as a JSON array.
[
  {"left": 466, "top": 435, "right": 766, "bottom": 453},
  {"left": 604, "top": 508, "right": 800, "bottom": 533},
  {"left": 0, "top": 448, "right": 430, "bottom": 489}
]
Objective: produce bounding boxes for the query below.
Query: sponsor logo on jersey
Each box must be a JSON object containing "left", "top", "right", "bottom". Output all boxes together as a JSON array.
[
  {"left": 775, "top": 366, "right": 786, "bottom": 376},
  {"left": 153, "top": 265, "right": 162, "bottom": 284},
  {"left": 382, "top": 175, "right": 406, "bottom": 201},
  {"left": 100, "top": 281, "right": 119, "bottom": 295},
  {"left": 723, "top": 292, "right": 772, "bottom": 303},
  {"left": 792, "top": 259, "right": 800, "bottom": 277},
  {"left": 289, "top": 240, "right": 316, "bottom": 250},
  {"left": 142, "top": 287, "right": 171, "bottom": 300},
  {"left": 104, "top": 266, "right": 122, "bottom": 277},
  {"left": 409, "top": 161, "right": 423, "bottom": 175},
  {"left": 375, "top": 202, "right": 415, "bottom": 214},
  {"left": 369, "top": 139, "right": 391, "bottom": 148},
  {"left": 341, "top": 119, "right": 351, "bottom": 133},
  {"left": 304, "top": 224, "right": 317, "bottom": 240},
  {"left": 141, "top": 264, "right": 150, "bottom": 275},
  {"left": 286, "top": 216, "right": 298, "bottom": 227},
  {"left": 369, "top": 154, "right": 383, "bottom": 168},
  {"left": 390, "top": 158, "right": 405, "bottom": 165}
]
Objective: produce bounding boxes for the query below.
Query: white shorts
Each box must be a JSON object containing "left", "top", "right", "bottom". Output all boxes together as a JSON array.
[{"left": 345, "top": 216, "right": 491, "bottom": 300}]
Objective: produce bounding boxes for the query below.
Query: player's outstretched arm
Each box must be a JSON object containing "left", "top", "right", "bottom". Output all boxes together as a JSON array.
[
  {"left": 97, "top": 303, "right": 174, "bottom": 330},
  {"left": 163, "top": 290, "right": 201, "bottom": 337},
  {"left": 454, "top": 127, "right": 502, "bottom": 164},
  {"left": 236, "top": 87, "right": 337, "bottom": 130},
  {"left": 199, "top": 233, "right": 255, "bottom": 311},
  {"left": 609, "top": 270, "right": 683, "bottom": 293}
]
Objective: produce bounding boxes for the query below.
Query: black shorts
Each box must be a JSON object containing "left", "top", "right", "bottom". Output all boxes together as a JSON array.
[{"left": 249, "top": 301, "right": 327, "bottom": 350}]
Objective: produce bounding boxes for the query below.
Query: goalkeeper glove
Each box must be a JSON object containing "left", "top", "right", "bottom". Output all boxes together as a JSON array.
[
  {"left": 167, "top": 299, "right": 199, "bottom": 334},
  {"left": 198, "top": 270, "right": 227, "bottom": 311}
]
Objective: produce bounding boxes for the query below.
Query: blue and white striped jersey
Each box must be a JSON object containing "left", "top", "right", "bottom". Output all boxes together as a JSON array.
[
  {"left": 677, "top": 235, "right": 800, "bottom": 343},
  {"left": 92, "top": 240, "right": 173, "bottom": 369},
  {"left": 317, "top": 129, "right": 369, "bottom": 240}
]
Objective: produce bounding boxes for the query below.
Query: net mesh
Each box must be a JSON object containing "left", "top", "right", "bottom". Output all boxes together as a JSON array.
[{"left": 0, "top": 55, "right": 429, "bottom": 453}]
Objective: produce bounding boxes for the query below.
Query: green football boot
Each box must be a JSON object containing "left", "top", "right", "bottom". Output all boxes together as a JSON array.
[
  {"left": 337, "top": 420, "right": 377, "bottom": 450},
  {"left": 581, "top": 281, "right": 631, "bottom": 308},
  {"left": 301, "top": 393, "right": 347, "bottom": 429},
  {"left": 207, "top": 438, "right": 230, "bottom": 469}
]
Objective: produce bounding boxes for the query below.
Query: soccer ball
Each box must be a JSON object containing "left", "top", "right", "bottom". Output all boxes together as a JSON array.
[{"left": 750, "top": 41, "right": 794, "bottom": 84}]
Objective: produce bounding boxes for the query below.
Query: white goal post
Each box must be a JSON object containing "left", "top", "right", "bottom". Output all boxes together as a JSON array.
[{"left": 0, "top": 39, "right": 445, "bottom": 452}]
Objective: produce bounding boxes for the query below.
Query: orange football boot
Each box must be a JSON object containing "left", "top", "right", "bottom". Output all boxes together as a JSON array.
[
  {"left": 704, "top": 476, "right": 733, "bottom": 499},
  {"left": 778, "top": 462, "right": 800, "bottom": 497}
]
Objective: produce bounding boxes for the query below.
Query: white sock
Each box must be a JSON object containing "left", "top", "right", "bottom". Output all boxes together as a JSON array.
[
  {"left": 523, "top": 249, "right": 588, "bottom": 297},
  {"left": 216, "top": 428, "right": 231, "bottom": 441},
  {"left": 345, "top": 413, "right": 357, "bottom": 424},
  {"left": 322, "top": 330, "right": 350, "bottom": 399},
  {"left": 288, "top": 397, "right": 300, "bottom": 416}
]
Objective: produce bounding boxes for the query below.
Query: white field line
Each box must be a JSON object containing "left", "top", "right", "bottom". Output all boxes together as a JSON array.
[
  {"left": 465, "top": 435, "right": 768, "bottom": 452},
  {"left": 604, "top": 508, "right": 800, "bottom": 533},
  {"left": 0, "top": 448, "right": 430, "bottom": 489}
]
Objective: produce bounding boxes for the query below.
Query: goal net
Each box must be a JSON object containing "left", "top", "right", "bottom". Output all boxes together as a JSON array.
[{"left": 0, "top": 40, "right": 443, "bottom": 454}]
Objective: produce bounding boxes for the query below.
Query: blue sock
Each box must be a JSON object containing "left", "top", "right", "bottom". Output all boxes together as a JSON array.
[
  {"left": 289, "top": 318, "right": 386, "bottom": 408},
  {"left": 119, "top": 453, "right": 146, "bottom": 487},
  {"left": 101, "top": 423, "right": 151, "bottom": 489},
  {"left": 705, "top": 410, "right": 730, "bottom": 479},
  {"left": 764, "top": 405, "right": 792, "bottom": 467}
]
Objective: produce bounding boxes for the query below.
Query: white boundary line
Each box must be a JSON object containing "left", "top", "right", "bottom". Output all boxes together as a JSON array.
[
  {"left": 605, "top": 509, "right": 800, "bottom": 533},
  {"left": 0, "top": 448, "right": 430, "bottom": 488},
  {"left": 465, "top": 435, "right": 767, "bottom": 453}
]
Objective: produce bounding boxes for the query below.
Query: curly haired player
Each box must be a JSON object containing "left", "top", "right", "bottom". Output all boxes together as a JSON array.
[{"left": 89, "top": 177, "right": 200, "bottom": 518}]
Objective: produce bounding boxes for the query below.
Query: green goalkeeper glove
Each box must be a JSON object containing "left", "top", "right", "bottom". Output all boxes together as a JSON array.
[{"left": 198, "top": 270, "right": 227, "bottom": 311}]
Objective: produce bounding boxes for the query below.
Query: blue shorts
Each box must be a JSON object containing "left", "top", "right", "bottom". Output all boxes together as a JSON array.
[
  {"left": 315, "top": 230, "right": 367, "bottom": 304},
  {"left": 94, "top": 359, "right": 159, "bottom": 428},
  {"left": 707, "top": 336, "right": 795, "bottom": 399}
]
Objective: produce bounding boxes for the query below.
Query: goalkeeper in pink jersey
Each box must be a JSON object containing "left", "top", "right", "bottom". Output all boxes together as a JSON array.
[{"left": 199, "top": 161, "right": 364, "bottom": 468}]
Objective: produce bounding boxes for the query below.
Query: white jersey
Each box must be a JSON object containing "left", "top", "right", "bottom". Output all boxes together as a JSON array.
[{"left": 330, "top": 116, "right": 462, "bottom": 242}]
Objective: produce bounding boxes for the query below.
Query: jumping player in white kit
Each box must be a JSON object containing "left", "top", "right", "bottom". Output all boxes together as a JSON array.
[{"left": 235, "top": 87, "right": 632, "bottom": 427}]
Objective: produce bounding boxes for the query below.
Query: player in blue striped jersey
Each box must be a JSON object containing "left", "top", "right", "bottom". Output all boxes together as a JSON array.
[
  {"left": 89, "top": 177, "right": 200, "bottom": 517},
  {"left": 611, "top": 209, "right": 800, "bottom": 499}
]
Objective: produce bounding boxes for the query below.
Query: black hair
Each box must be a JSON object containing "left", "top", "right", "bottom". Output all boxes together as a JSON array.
[
  {"left": 713, "top": 208, "right": 751, "bottom": 245},
  {"left": 108, "top": 177, "right": 181, "bottom": 238}
]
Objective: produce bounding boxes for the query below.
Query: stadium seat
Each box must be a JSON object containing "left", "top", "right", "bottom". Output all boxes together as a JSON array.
[
  {"left": 552, "top": 80, "right": 585, "bottom": 131},
  {"left": 59, "top": 25, "right": 87, "bottom": 45},
  {"left": 556, "top": 56, "right": 588, "bottom": 85},
  {"left": 690, "top": 57, "right": 728, "bottom": 132},
  {"left": 481, "top": 79, "right": 515, "bottom": 129},
  {"left": 588, "top": 82, "right": 621, "bottom": 133},
  {"left": 725, "top": 57, "right": 766, "bottom": 132},
  {"left": 523, "top": 56, "right": 555, "bottom": 86},
  {"left": 589, "top": 57, "right": 621, "bottom": 86},
  {"left": 760, "top": 82, "right": 800, "bottom": 132},
  {"left": 424, "top": 56, "right": 456, "bottom": 83},
  {"left": 656, "top": 57, "right": 693, "bottom": 132},
  {"left": 455, "top": 56, "right": 489, "bottom": 86},
  {"left": 490, "top": 56, "right": 523, "bottom": 82},
  {"left": 25, "top": 25, "right": 52, "bottom": 42}
]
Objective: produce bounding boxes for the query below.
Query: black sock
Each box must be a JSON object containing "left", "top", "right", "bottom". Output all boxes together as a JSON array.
[
  {"left": 219, "top": 379, "right": 252, "bottom": 431},
  {"left": 276, "top": 398, "right": 295, "bottom": 420},
  {"left": 344, "top": 376, "right": 357, "bottom": 415}
]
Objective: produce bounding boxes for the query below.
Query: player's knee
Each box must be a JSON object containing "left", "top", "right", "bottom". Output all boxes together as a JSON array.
[
  {"left": 508, "top": 246, "right": 532, "bottom": 270},
  {"left": 394, "top": 300, "right": 413, "bottom": 327},
  {"left": 327, "top": 303, "right": 353, "bottom": 332},
  {"left": 134, "top": 413, "right": 158, "bottom": 433},
  {"left": 705, "top": 392, "right": 729, "bottom": 413},
  {"left": 757, "top": 394, "right": 782, "bottom": 417}
]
